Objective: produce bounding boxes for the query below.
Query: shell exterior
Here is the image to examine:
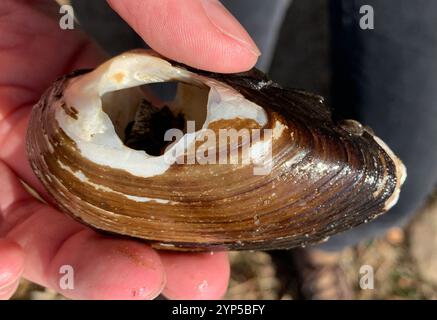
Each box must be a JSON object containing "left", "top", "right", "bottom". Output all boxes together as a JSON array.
[{"left": 26, "top": 50, "right": 406, "bottom": 251}]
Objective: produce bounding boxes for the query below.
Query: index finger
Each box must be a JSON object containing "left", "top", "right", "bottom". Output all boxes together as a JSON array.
[{"left": 107, "top": 0, "right": 260, "bottom": 73}]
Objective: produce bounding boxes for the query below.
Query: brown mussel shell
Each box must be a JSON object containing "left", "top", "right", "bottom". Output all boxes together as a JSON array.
[{"left": 26, "top": 50, "right": 406, "bottom": 251}]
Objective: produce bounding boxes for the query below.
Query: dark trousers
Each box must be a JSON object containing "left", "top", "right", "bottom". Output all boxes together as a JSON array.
[{"left": 319, "top": 0, "right": 437, "bottom": 249}]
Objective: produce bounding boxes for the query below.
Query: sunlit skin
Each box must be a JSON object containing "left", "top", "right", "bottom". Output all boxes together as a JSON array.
[{"left": 0, "top": 0, "right": 260, "bottom": 300}]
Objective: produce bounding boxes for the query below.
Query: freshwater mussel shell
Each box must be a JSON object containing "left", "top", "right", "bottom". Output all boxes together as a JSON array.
[{"left": 26, "top": 50, "right": 406, "bottom": 251}]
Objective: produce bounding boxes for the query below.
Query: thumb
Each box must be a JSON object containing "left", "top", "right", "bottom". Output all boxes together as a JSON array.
[
  {"left": 0, "top": 239, "right": 24, "bottom": 300},
  {"left": 107, "top": 0, "right": 260, "bottom": 73}
]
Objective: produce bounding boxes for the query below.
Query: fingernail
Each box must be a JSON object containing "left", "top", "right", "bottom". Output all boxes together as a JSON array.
[{"left": 201, "top": 0, "right": 261, "bottom": 56}]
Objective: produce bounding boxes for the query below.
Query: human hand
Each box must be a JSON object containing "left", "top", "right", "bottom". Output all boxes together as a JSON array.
[{"left": 0, "top": 0, "right": 260, "bottom": 299}]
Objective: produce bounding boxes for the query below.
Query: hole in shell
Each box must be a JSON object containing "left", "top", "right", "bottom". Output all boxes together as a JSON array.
[{"left": 101, "top": 81, "right": 210, "bottom": 156}]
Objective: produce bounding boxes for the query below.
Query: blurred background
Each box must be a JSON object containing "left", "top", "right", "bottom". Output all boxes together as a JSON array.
[{"left": 12, "top": 0, "right": 437, "bottom": 299}]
